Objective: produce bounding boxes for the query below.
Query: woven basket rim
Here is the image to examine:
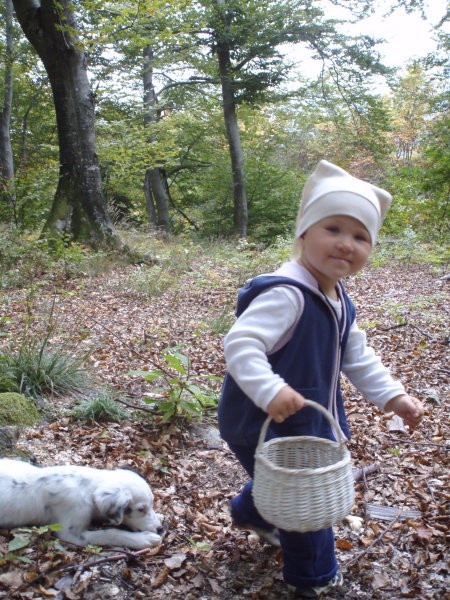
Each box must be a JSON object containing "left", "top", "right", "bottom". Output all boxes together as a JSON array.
[
  {"left": 259, "top": 434, "right": 344, "bottom": 448},
  {"left": 255, "top": 452, "right": 351, "bottom": 477},
  {"left": 255, "top": 435, "right": 351, "bottom": 477}
]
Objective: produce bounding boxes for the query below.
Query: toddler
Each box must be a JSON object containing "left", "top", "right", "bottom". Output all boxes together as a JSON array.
[{"left": 218, "top": 160, "right": 424, "bottom": 598}]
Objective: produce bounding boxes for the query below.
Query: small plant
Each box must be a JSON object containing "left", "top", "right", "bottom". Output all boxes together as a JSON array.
[
  {"left": 128, "top": 346, "right": 220, "bottom": 421},
  {"left": 0, "top": 342, "right": 90, "bottom": 401},
  {"left": 185, "top": 536, "right": 212, "bottom": 551},
  {"left": 0, "top": 296, "right": 91, "bottom": 402},
  {"left": 207, "top": 306, "right": 235, "bottom": 335},
  {"left": 71, "top": 389, "right": 129, "bottom": 422},
  {"left": 1, "top": 524, "right": 64, "bottom": 565},
  {"left": 123, "top": 265, "right": 177, "bottom": 297},
  {"left": 387, "top": 447, "right": 401, "bottom": 457}
]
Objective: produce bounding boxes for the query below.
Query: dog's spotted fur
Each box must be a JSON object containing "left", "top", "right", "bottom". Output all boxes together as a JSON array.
[{"left": 0, "top": 459, "right": 163, "bottom": 549}]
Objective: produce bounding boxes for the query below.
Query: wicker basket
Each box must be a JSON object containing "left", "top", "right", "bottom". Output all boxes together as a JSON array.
[{"left": 252, "top": 399, "right": 354, "bottom": 532}]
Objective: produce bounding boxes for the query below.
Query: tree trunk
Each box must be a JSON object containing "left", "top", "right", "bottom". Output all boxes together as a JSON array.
[
  {"left": 143, "top": 44, "right": 170, "bottom": 231},
  {"left": 144, "top": 168, "right": 171, "bottom": 229},
  {"left": 214, "top": 0, "right": 248, "bottom": 238},
  {"left": 0, "top": 0, "right": 17, "bottom": 223},
  {"left": 12, "top": 0, "right": 121, "bottom": 249}
]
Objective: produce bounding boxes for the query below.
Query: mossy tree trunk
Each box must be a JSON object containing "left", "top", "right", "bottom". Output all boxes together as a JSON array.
[{"left": 12, "top": 0, "right": 122, "bottom": 249}]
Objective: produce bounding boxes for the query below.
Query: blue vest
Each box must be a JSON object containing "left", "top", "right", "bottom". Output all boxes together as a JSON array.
[{"left": 218, "top": 275, "right": 356, "bottom": 445}]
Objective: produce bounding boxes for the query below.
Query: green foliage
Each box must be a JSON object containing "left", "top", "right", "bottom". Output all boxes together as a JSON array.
[
  {"left": 1, "top": 343, "right": 90, "bottom": 401},
  {"left": 0, "top": 229, "right": 54, "bottom": 287},
  {"left": 1, "top": 0, "right": 446, "bottom": 255},
  {"left": 117, "top": 234, "right": 202, "bottom": 296},
  {"left": 372, "top": 233, "right": 450, "bottom": 272},
  {"left": 206, "top": 306, "right": 236, "bottom": 335},
  {"left": 0, "top": 228, "right": 116, "bottom": 289},
  {"left": 128, "top": 346, "right": 219, "bottom": 422},
  {"left": 71, "top": 389, "right": 129, "bottom": 422},
  {"left": 1, "top": 524, "right": 64, "bottom": 565},
  {"left": 420, "top": 94, "right": 450, "bottom": 243},
  {"left": 383, "top": 165, "right": 449, "bottom": 245}
]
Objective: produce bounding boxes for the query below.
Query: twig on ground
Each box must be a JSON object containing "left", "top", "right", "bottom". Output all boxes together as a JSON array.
[
  {"left": 11, "top": 548, "right": 162, "bottom": 597},
  {"left": 353, "top": 463, "right": 380, "bottom": 483},
  {"left": 374, "top": 321, "right": 440, "bottom": 342},
  {"left": 70, "top": 548, "right": 161, "bottom": 587},
  {"left": 86, "top": 315, "right": 174, "bottom": 378},
  {"left": 345, "top": 514, "right": 401, "bottom": 568},
  {"left": 388, "top": 436, "right": 449, "bottom": 451},
  {"left": 115, "top": 396, "right": 161, "bottom": 415}
]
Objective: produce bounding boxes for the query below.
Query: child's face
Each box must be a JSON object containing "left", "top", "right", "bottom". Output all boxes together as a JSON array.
[{"left": 299, "top": 215, "right": 371, "bottom": 295}]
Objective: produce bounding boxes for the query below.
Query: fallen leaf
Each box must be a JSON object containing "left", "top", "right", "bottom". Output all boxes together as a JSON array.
[
  {"left": 372, "top": 572, "right": 390, "bottom": 589},
  {"left": 151, "top": 566, "right": 169, "bottom": 588},
  {"left": 414, "top": 526, "right": 434, "bottom": 544},
  {"left": 336, "top": 538, "right": 353, "bottom": 550},
  {"left": 164, "top": 552, "right": 187, "bottom": 569},
  {"left": 0, "top": 570, "right": 23, "bottom": 588}
]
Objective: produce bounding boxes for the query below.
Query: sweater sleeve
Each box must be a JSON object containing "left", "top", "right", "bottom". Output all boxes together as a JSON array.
[
  {"left": 224, "top": 285, "right": 303, "bottom": 411},
  {"left": 342, "top": 321, "right": 406, "bottom": 409}
]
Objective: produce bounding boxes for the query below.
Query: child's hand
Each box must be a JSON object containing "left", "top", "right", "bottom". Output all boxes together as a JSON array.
[
  {"left": 384, "top": 394, "right": 424, "bottom": 430},
  {"left": 267, "top": 386, "right": 306, "bottom": 423}
]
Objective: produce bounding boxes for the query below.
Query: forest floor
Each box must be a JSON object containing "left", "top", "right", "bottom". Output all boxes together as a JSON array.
[{"left": 0, "top": 246, "right": 449, "bottom": 599}]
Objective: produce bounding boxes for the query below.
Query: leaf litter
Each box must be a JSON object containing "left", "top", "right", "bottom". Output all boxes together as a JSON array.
[{"left": 0, "top": 258, "right": 448, "bottom": 599}]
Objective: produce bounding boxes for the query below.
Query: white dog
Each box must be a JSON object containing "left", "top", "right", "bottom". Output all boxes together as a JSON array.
[{"left": 0, "top": 459, "right": 164, "bottom": 549}]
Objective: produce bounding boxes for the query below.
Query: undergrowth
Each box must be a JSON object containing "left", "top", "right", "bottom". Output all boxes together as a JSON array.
[
  {"left": 0, "top": 294, "right": 91, "bottom": 404},
  {"left": 71, "top": 389, "right": 129, "bottom": 422},
  {"left": 0, "top": 227, "right": 448, "bottom": 422}
]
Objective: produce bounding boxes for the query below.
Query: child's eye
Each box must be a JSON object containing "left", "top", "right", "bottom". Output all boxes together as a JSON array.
[{"left": 325, "top": 226, "right": 339, "bottom": 233}]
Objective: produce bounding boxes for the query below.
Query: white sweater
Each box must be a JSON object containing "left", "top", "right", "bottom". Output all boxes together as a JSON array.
[{"left": 224, "top": 278, "right": 405, "bottom": 413}]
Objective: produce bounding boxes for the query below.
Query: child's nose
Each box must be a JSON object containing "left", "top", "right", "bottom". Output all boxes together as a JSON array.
[{"left": 336, "top": 236, "right": 352, "bottom": 251}]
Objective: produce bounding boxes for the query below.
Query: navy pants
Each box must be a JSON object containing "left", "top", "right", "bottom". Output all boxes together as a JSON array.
[{"left": 228, "top": 441, "right": 338, "bottom": 589}]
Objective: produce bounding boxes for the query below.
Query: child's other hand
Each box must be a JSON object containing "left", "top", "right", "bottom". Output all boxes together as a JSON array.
[
  {"left": 267, "top": 386, "right": 306, "bottom": 423},
  {"left": 384, "top": 394, "right": 424, "bottom": 430}
]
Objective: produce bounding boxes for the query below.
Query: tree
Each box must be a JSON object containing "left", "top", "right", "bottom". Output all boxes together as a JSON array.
[
  {"left": 12, "top": 0, "right": 121, "bottom": 249},
  {"left": 389, "top": 63, "right": 432, "bottom": 164},
  {"left": 0, "top": 0, "right": 16, "bottom": 222},
  {"left": 211, "top": 0, "right": 248, "bottom": 236},
  {"left": 143, "top": 45, "right": 171, "bottom": 232},
  {"left": 166, "top": 0, "right": 391, "bottom": 236},
  {"left": 67, "top": 0, "right": 394, "bottom": 239}
]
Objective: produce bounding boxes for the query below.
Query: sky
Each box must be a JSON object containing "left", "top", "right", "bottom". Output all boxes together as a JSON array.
[
  {"left": 285, "top": 0, "right": 448, "bottom": 88},
  {"left": 344, "top": 0, "right": 447, "bottom": 68}
]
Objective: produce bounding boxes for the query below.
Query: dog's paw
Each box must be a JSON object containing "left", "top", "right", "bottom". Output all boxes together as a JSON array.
[{"left": 135, "top": 531, "right": 162, "bottom": 548}]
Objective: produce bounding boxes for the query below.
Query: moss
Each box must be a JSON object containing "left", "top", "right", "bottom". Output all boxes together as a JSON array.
[
  {"left": 0, "top": 392, "right": 40, "bottom": 426},
  {"left": 0, "top": 374, "right": 18, "bottom": 393}
]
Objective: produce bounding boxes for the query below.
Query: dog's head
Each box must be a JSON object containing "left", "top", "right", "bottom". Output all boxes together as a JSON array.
[{"left": 93, "top": 470, "right": 163, "bottom": 535}]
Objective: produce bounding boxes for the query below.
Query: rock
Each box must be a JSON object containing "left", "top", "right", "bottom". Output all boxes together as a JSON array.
[{"left": 0, "top": 425, "right": 19, "bottom": 454}]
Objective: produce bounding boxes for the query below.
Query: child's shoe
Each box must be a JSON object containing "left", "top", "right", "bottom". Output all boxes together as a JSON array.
[{"left": 287, "top": 569, "right": 343, "bottom": 598}]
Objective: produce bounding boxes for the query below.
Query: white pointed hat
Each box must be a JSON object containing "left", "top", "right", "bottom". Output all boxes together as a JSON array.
[{"left": 296, "top": 160, "right": 392, "bottom": 245}]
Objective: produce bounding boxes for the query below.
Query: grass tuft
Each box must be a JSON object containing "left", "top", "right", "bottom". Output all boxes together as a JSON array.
[
  {"left": 71, "top": 389, "right": 129, "bottom": 422},
  {"left": 0, "top": 343, "right": 90, "bottom": 401}
]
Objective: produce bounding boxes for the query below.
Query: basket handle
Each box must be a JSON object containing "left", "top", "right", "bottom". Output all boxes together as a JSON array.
[{"left": 257, "top": 399, "right": 345, "bottom": 450}]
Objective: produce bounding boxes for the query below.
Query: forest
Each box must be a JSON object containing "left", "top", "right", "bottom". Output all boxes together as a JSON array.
[
  {"left": 0, "top": 0, "right": 448, "bottom": 248},
  {"left": 0, "top": 0, "right": 449, "bottom": 599}
]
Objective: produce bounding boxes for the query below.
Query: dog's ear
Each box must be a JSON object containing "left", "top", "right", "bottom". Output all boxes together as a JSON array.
[{"left": 93, "top": 486, "right": 132, "bottom": 525}]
